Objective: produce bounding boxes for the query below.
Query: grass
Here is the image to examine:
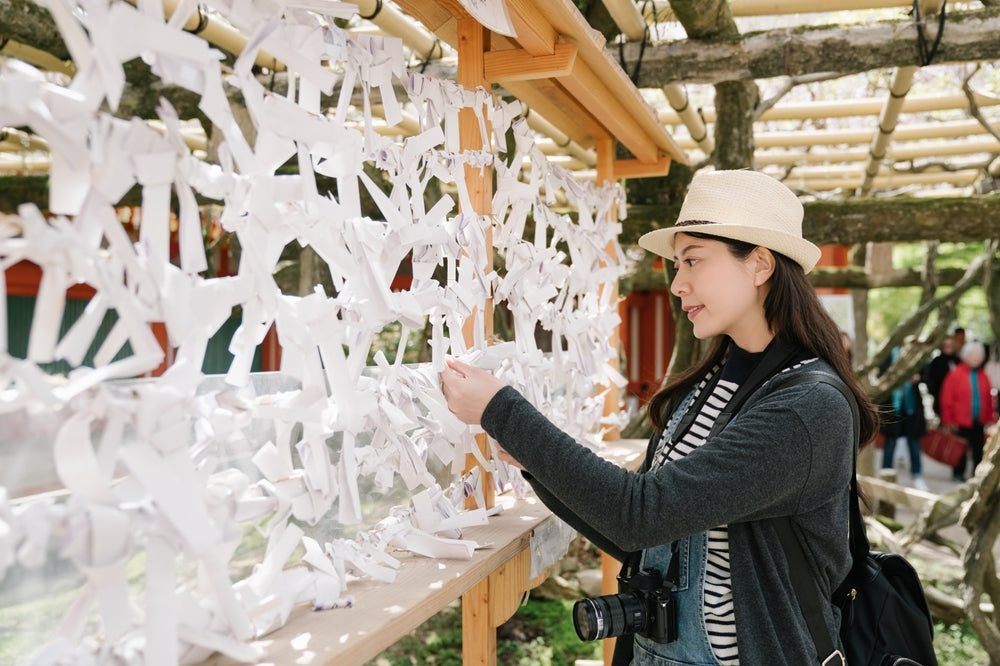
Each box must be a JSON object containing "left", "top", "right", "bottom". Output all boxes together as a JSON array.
[
  {"left": 935, "top": 620, "right": 988, "bottom": 664},
  {"left": 366, "top": 598, "right": 989, "bottom": 666},
  {"left": 366, "top": 598, "right": 602, "bottom": 666}
]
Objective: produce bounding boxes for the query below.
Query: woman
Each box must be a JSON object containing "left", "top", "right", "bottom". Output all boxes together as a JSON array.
[
  {"left": 440, "top": 170, "right": 879, "bottom": 665},
  {"left": 880, "top": 349, "right": 929, "bottom": 490},
  {"left": 940, "top": 341, "right": 995, "bottom": 481}
]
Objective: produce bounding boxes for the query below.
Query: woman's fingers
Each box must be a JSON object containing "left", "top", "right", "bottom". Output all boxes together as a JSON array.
[
  {"left": 496, "top": 447, "right": 525, "bottom": 471},
  {"left": 439, "top": 357, "right": 504, "bottom": 425}
]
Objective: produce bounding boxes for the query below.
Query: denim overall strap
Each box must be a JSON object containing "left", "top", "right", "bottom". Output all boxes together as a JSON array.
[
  {"left": 648, "top": 385, "right": 700, "bottom": 467},
  {"left": 629, "top": 384, "right": 725, "bottom": 665},
  {"left": 634, "top": 532, "right": 723, "bottom": 666}
]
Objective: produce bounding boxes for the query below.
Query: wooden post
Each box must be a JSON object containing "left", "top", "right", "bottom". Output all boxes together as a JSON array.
[
  {"left": 595, "top": 136, "right": 621, "bottom": 665},
  {"left": 462, "top": 577, "right": 496, "bottom": 666},
  {"left": 456, "top": 17, "right": 496, "bottom": 512},
  {"left": 596, "top": 137, "right": 622, "bottom": 442},
  {"left": 456, "top": 15, "right": 500, "bottom": 666},
  {"left": 461, "top": 547, "right": 532, "bottom": 665}
]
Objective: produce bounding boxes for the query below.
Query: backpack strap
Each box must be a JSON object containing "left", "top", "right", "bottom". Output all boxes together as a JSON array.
[
  {"left": 621, "top": 340, "right": 803, "bottom": 581},
  {"left": 773, "top": 370, "right": 861, "bottom": 666}
]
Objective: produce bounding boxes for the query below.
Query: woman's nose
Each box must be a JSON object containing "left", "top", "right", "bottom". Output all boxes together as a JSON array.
[{"left": 670, "top": 271, "right": 686, "bottom": 296}]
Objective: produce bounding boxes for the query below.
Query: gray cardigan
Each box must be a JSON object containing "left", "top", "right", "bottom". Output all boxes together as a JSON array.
[{"left": 481, "top": 360, "right": 854, "bottom": 665}]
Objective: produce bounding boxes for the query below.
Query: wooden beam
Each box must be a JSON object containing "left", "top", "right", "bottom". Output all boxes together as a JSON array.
[
  {"left": 487, "top": 547, "right": 531, "bottom": 626},
  {"left": 392, "top": 0, "right": 464, "bottom": 35},
  {"left": 504, "top": 0, "right": 559, "bottom": 54},
  {"left": 558, "top": 58, "right": 659, "bottom": 163},
  {"left": 613, "top": 156, "right": 672, "bottom": 179},
  {"left": 502, "top": 78, "right": 605, "bottom": 149},
  {"left": 859, "top": 474, "right": 936, "bottom": 511},
  {"left": 484, "top": 43, "right": 577, "bottom": 82}
]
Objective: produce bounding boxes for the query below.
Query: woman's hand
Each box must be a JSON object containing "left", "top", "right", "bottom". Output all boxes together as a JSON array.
[
  {"left": 495, "top": 446, "right": 526, "bottom": 471},
  {"left": 439, "top": 358, "right": 505, "bottom": 425}
]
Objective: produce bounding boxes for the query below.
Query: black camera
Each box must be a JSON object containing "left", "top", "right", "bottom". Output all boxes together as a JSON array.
[{"left": 572, "top": 567, "right": 678, "bottom": 644}]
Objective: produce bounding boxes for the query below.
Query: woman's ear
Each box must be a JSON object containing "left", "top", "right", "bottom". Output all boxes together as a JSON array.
[{"left": 751, "top": 247, "right": 776, "bottom": 286}]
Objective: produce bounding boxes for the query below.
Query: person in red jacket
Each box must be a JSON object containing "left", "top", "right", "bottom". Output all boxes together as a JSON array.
[{"left": 940, "top": 341, "right": 996, "bottom": 481}]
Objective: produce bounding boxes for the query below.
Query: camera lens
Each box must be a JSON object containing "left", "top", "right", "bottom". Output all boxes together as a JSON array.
[{"left": 573, "top": 593, "right": 645, "bottom": 641}]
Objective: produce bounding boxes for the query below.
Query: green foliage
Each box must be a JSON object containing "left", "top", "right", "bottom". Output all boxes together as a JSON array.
[
  {"left": 366, "top": 598, "right": 986, "bottom": 666},
  {"left": 935, "top": 621, "right": 988, "bottom": 664},
  {"left": 367, "top": 598, "right": 601, "bottom": 666},
  {"left": 367, "top": 321, "right": 428, "bottom": 365},
  {"left": 867, "top": 242, "right": 991, "bottom": 347}
]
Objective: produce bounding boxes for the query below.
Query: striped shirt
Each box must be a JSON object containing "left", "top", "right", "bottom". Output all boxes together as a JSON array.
[
  {"left": 652, "top": 369, "right": 740, "bottom": 664},
  {"left": 651, "top": 352, "right": 814, "bottom": 664}
]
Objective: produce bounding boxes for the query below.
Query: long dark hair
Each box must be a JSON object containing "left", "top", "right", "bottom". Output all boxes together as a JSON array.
[{"left": 647, "top": 233, "right": 880, "bottom": 446}]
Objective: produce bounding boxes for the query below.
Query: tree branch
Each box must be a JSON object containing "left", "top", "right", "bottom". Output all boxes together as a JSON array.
[{"left": 619, "top": 8, "right": 1000, "bottom": 84}]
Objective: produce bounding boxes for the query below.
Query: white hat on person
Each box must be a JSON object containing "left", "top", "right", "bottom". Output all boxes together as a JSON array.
[{"left": 637, "top": 169, "right": 822, "bottom": 273}]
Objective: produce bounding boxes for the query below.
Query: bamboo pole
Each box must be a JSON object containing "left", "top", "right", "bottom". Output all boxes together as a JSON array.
[
  {"left": 521, "top": 104, "right": 597, "bottom": 167},
  {"left": 600, "top": 0, "right": 646, "bottom": 39},
  {"left": 120, "top": 0, "right": 282, "bottom": 70},
  {"left": 730, "top": 0, "right": 917, "bottom": 15},
  {"left": 859, "top": 66, "right": 917, "bottom": 195},
  {"left": 600, "top": 0, "right": 712, "bottom": 155},
  {"left": 567, "top": 167, "right": 980, "bottom": 192},
  {"left": 682, "top": 118, "right": 998, "bottom": 150},
  {"left": 754, "top": 136, "right": 1000, "bottom": 166},
  {"left": 659, "top": 91, "right": 1000, "bottom": 126},
  {"left": 0, "top": 154, "right": 50, "bottom": 175},
  {"left": 0, "top": 39, "right": 74, "bottom": 76},
  {"left": 0, "top": 128, "right": 49, "bottom": 152},
  {"left": 663, "top": 83, "right": 714, "bottom": 155},
  {"left": 786, "top": 169, "right": 980, "bottom": 191},
  {"left": 354, "top": 0, "right": 445, "bottom": 61}
]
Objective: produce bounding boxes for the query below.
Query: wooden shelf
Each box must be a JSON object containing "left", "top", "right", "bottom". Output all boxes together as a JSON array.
[
  {"left": 194, "top": 440, "right": 648, "bottom": 666},
  {"left": 196, "top": 495, "right": 553, "bottom": 666}
]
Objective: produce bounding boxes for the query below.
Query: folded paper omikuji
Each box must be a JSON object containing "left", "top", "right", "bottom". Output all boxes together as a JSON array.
[{"left": 0, "top": 1, "right": 629, "bottom": 664}]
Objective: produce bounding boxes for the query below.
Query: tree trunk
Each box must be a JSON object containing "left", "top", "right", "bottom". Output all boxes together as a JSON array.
[
  {"left": 986, "top": 240, "right": 1000, "bottom": 345},
  {"left": 961, "top": 426, "right": 1000, "bottom": 664},
  {"left": 712, "top": 80, "right": 758, "bottom": 169}
]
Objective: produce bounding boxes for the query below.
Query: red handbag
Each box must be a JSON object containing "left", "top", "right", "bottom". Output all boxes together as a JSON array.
[{"left": 920, "top": 428, "right": 968, "bottom": 467}]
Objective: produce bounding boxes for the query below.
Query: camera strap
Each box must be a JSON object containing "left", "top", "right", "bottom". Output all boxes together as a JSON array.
[
  {"left": 633, "top": 338, "right": 802, "bottom": 588},
  {"left": 667, "top": 338, "right": 800, "bottom": 450},
  {"left": 703, "top": 338, "right": 801, "bottom": 439}
]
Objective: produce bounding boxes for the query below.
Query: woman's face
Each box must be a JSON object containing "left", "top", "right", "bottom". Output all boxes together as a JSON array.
[{"left": 670, "top": 233, "right": 773, "bottom": 351}]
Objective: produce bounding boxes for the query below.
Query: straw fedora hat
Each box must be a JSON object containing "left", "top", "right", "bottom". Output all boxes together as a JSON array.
[{"left": 638, "top": 170, "right": 822, "bottom": 273}]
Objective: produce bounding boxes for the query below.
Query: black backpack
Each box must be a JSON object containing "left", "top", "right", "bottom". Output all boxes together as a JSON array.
[{"left": 775, "top": 371, "right": 938, "bottom": 666}]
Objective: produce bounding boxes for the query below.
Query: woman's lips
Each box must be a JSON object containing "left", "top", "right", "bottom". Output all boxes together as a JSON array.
[{"left": 684, "top": 305, "right": 703, "bottom": 320}]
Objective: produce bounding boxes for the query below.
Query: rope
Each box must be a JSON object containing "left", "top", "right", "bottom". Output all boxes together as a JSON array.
[
  {"left": 360, "top": 0, "right": 382, "bottom": 21},
  {"left": 419, "top": 38, "right": 439, "bottom": 74},
  {"left": 617, "top": 1, "right": 651, "bottom": 86},
  {"left": 185, "top": 5, "right": 209, "bottom": 35},
  {"left": 913, "top": 0, "right": 947, "bottom": 67}
]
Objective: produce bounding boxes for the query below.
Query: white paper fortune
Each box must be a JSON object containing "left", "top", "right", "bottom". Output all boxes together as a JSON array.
[{"left": 0, "top": 1, "right": 631, "bottom": 663}]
